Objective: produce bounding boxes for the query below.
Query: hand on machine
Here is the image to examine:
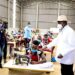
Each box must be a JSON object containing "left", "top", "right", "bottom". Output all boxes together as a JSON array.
[{"left": 38, "top": 45, "right": 54, "bottom": 53}]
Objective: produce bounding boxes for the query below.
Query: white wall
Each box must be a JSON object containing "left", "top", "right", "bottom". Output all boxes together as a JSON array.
[
  {"left": 0, "top": 0, "right": 21, "bottom": 29},
  {"left": 16, "top": 1, "right": 21, "bottom": 28},
  {"left": 0, "top": 0, "right": 8, "bottom": 21},
  {"left": 22, "top": 0, "right": 75, "bottom": 30},
  {"left": 22, "top": 1, "right": 58, "bottom": 29},
  {"left": 59, "top": 1, "right": 75, "bottom": 29},
  {"left": 9, "top": 0, "right": 21, "bottom": 28},
  {"left": 0, "top": 0, "right": 75, "bottom": 30}
]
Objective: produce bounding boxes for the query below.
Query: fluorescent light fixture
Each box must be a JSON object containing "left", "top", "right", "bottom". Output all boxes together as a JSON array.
[{"left": 13, "top": 0, "right": 16, "bottom": 28}]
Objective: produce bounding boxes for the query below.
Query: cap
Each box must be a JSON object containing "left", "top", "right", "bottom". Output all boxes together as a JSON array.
[{"left": 57, "top": 15, "right": 67, "bottom": 21}]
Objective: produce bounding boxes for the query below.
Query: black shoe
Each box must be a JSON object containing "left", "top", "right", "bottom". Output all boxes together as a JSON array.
[{"left": 0, "top": 64, "right": 2, "bottom": 68}]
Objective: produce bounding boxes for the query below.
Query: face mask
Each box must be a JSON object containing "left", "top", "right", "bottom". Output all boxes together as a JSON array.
[{"left": 57, "top": 24, "right": 63, "bottom": 30}]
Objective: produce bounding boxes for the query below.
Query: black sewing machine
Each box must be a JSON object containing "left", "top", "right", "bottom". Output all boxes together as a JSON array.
[{"left": 15, "top": 55, "right": 30, "bottom": 65}]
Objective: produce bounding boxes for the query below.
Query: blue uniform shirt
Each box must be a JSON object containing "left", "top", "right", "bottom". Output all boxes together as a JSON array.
[{"left": 24, "top": 25, "right": 31, "bottom": 39}]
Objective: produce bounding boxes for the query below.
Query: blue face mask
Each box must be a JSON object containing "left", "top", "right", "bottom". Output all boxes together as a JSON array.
[{"left": 31, "top": 49, "right": 37, "bottom": 53}]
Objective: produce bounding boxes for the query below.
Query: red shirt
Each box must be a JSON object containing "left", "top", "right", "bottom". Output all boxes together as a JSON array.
[{"left": 31, "top": 55, "right": 38, "bottom": 61}]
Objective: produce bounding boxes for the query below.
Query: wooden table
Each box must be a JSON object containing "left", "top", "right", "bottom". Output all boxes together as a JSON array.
[{"left": 3, "top": 60, "right": 54, "bottom": 75}]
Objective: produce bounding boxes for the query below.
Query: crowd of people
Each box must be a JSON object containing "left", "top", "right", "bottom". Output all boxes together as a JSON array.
[
  {"left": 0, "top": 15, "right": 75, "bottom": 75},
  {"left": 0, "top": 21, "right": 54, "bottom": 68}
]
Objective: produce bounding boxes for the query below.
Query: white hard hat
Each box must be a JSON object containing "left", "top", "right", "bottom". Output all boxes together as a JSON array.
[{"left": 57, "top": 15, "right": 67, "bottom": 21}]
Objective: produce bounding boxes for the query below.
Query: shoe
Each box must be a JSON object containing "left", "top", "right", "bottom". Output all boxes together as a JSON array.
[{"left": 0, "top": 64, "right": 2, "bottom": 68}]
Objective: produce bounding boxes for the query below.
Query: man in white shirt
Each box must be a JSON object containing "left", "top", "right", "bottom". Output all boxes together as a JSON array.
[{"left": 44, "top": 15, "right": 75, "bottom": 75}]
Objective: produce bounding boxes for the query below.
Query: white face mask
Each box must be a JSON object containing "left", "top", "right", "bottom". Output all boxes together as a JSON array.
[{"left": 57, "top": 24, "right": 63, "bottom": 30}]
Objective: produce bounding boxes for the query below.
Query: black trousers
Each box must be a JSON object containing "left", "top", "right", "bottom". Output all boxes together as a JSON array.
[
  {"left": 61, "top": 64, "right": 74, "bottom": 75},
  {"left": 0, "top": 47, "right": 2, "bottom": 65},
  {"left": 3, "top": 42, "right": 7, "bottom": 60},
  {"left": 24, "top": 38, "right": 31, "bottom": 48}
]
